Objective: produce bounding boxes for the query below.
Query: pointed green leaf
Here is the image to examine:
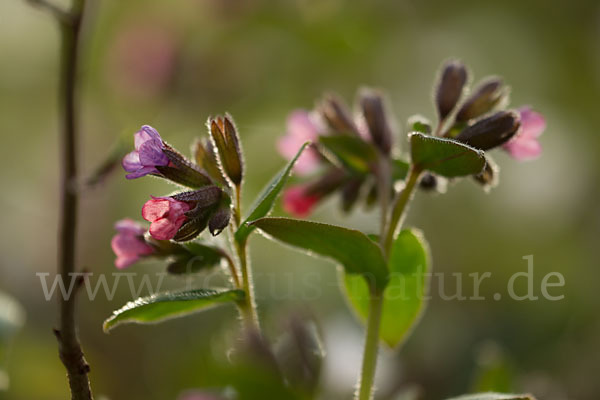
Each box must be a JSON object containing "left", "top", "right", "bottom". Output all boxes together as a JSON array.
[
  {"left": 445, "top": 394, "right": 536, "bottom": 400},
  {"left": 103, "top": 288, "right": 244, "bottom": 332},
  {"left": 251, "top": 217, "right": 389, "bottom": 290},
  {"left": 319, "top": 135, "right": 377, "bottom": 174},
  {"left": 410, "top": 132, "right": 485, "bottom": 177},
  {"left": 343, "top": 229, "right": 429, "bottom": 348},
  {"left": 235, "top": 143, "right": 309, "bottom": 243}
]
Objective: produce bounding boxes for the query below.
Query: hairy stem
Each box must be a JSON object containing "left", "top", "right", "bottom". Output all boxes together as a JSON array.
[
  {"left": 356, "top": 289, "right": 384, "bottom": 400},
  {"left": 383, "top": 167, "right": 422, "bottom": 255},
  {"left": 376, "top": 156, "right": 391, "bottom": 243},
  {"left": 234, "top": 239, "right": 260, "bottom": 330},
  {"left": 32, "top": 0, "right": 94, "bottom": 398},
  {"left": 231, "top": 184, "right": 260, "bottom": 331}
]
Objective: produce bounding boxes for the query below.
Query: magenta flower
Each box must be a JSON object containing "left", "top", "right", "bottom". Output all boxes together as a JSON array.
[
  {"left": 502, "top": 107, "right": 546, "bottom": 161},
  {"left": 142, "top": 196, "right": 192, "bottom": 240},
  {"left": 110, "top": 219, "right": 155, "bottom": 269},
  {"left": 277, "top": 110, "right": 322, "bottom": 176},
  {"left": 282, "top": 185, "right": 320, "bottom": 217},
  {"left": 122, "top": 125, "right": 170, "bottom": 179}
]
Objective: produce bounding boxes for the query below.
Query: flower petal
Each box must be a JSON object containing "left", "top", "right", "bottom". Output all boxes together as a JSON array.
[
  {"left": 142, "top": 198, "right": 170, "bottom": 222},
  {"left": 503, "top": 138, "right": 542, "bottom": 161},
  {"left": 122, "top": 151, "right": 142, "bottom": 172},
  {"left": 519, "top": 107, "right": 546, "bottom": 139}
]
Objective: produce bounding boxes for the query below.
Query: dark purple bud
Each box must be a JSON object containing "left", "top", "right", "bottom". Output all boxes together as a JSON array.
[
  {"left": 341, "top": 178, "right": 363, "bottom": 213},
  {"left": 208, "top": 206, "right": 231, "bottom": 236},
  {"left": 456, "top": 78, "right": 506, "bottom": 122},
  {"left": 208, "top": 114, "right": 244, "bottom": 186},
  {"left": 318, "top": 93, "right": 359, "bottom": 135},
  {"left": 455, "top": 111, "right": 520, "bottom": 150},
  {"left": 473, "top": 156, "right": 499, "bottom": 189},
  {"left": 419, "top": 173, "right": 437, "bottom": 191},
  {"left": 157, "top": 144, "right": 213, "bottom": 188},
  {"left": 435, "top": 60, "right": 468, "bottom": 121},
  {"left": 358, "top": 88, "right": 393, "bottom": 155},
  {"left": 172, "top": 211, "right": 211, "bottom": 242}
]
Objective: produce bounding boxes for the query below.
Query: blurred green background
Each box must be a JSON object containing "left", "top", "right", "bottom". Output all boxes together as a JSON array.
[{"left": 1, "top": 0, "right": 599, "bottom": 399}]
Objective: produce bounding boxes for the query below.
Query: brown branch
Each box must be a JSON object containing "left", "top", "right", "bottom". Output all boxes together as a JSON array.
[{"left": 30, "top": 0, "right": 94, "bottom": 398}]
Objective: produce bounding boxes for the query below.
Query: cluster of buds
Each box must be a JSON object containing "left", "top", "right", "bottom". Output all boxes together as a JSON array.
[
  {"left": 278, "top": 60, "right": 545, "bottom": 216},
  {"left": 432, "top": 60, "right": 546, "bottom": 186},
  {"left": 112, "top": 115, "right": 244, "bottom": 269},
  {"left": 278, "top": 89, "right": 405, "bottom": 217}
]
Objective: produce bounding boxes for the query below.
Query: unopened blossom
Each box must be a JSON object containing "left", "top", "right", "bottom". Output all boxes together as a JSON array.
[
  {"left": 277, "top": 110, "right": 322, "bottom": 175},
  {"left": 122, "top": 125, "right": 170, "bottom": 179},
  {"left": 142, "top": 196, "right": 192, "bottom": 240},
  {"left": 111, "top": 219, "right": 155, "bottom": 269},
  {"left": 282, "top": 185, "right": 320, "bottom": 217},
  {"left": 502, "top": 107, "right": 546, "bottom": 161}
]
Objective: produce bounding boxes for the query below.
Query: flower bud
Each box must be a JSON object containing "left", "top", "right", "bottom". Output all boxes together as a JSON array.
[
  {"left": 455, "top": 111, "right": 520, "bottom": 151},
  {"left": 208, "top": 114, "right": 244, "bottom": 186},
  {"left": 208, "top": 197, "right": 232, "bottom": 236},
  {"left": 192, "top": 138, "right": 228, "bottom": 187},
  {"left": 456, "top": 78, "right": 506, "bottom": 122},
  {"left": 473, "top": 156, "right": 499, "bottom": 190},
  {"left": 358, "top": 88, "right": 393, "bottom": 155},
  {"left": 435, "top": 60, "right": 468, "bottom": 121},
  {"left": 157, "top": 144, "right": 213, "bottom": 188},
  {"left": 341, "top": 177, "right": 363, "bottom": 213},
  {"left": 317, "top": 93, "right": 359, "bottom": 135}
]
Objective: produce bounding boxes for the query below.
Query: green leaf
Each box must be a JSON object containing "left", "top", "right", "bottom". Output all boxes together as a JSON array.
[
  {"left": 167, "top": 242, "right": 224, "bottom": 274},
  {"left": 250, "top": 217, "right": 389, "bottom": 290},
  {"left": 319, "top": 135, "right": 377, "bottom": 174},
  {"left": 103, "top": 288, "right": 244, "bottom": 332},
  {"left": 410, "top": 132, "right": 485, "bottom": 177},
  {"left": 445, "top": 394, "right": 536, "bottom": 400},
  {"left": 343, "top": 229, "right": 429, "bottom": 348},
  {"left": 235, "top": 143, "right": 309, "bottom": 243}
]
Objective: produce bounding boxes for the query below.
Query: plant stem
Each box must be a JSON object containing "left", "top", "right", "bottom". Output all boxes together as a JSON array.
[
  {"left": 356, "top": 289, "right": 384, "bottom": 400},
  {"left": 33, "top": 0, "right": 93, "bottom": 398},
  {"left": 231, "top": 184, "right": 259, "bottom": 331},
  {"left": 383, "top": 167, "right": 422, "bottom": 256},
  {"left": 235, "top": 239, "right": 260, "bottom": 330},
  {"left": 376, "top": 155, "right": 391, "bottom": 242}
]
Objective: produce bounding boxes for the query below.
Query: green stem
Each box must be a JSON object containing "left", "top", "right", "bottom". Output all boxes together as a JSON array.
[
  {"left": 356, "top": 289, "right": 384, "bottom": 400},
  {"left": 383, "top": 167, "right": 422, "bottom": 255},
  {"left": 231, "top": 183, "right": 260, "bottom": 331},
  {"left": 235, "top": 239, "right": 259, "bottom": 330},
  {"left": 376, "top": 156, "right": 391, "bottom": 243}
]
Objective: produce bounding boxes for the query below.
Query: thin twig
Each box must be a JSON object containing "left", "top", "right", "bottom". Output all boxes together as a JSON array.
[{"left": 30, "top": 0, "right": 94, "bottom": 398}]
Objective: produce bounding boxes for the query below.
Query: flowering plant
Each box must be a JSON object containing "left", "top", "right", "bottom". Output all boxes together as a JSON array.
[{"left": 102, "top": 60, "right": 544, "bottom": 400}]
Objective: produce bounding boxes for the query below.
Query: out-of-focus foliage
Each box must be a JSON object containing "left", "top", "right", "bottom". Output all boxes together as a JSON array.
[{"left": 1, "top": 0, "right": 599, "bottom": 399}]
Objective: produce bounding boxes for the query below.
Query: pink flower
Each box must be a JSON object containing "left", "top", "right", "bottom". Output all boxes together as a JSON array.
[
  {"left": 282, "top": 185, "right": 320, "bottom": 217},
  {"left": 111, "top": 219, "right": 155, "bottom": 269},
  {"left": 122, "top": 125, "right": 170, "bottom": 179},
  {"left": 142, "top": 196, "right": 192, "bottom": 240},
  {"left": 502, "top": 107, "right": 546, "bottom": 161},
  {"left": 277, "top": 110, "right": 322, "bottom": 175}
]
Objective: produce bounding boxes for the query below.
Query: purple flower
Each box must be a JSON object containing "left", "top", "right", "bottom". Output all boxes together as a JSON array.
[
  {"left": 502, "top": 107, "right": 546, "bottom": 161},
  {"left": 122, "top": 125, "right": 170, "bottom": 179},
  {"left": 277, "top": 110, "right": 322, "bottom": 176},
  {"left": 110, "top": 219, "right": 155, "bottom": 269}
]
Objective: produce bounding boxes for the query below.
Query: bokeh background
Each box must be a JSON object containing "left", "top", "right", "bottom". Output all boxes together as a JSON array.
[{"left": 1, "top": 0, "right": 599, "bottom": 399}]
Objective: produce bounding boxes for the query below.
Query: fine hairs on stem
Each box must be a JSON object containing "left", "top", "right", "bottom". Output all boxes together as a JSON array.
[
  {"left": 27, "top": 0, "right": 95, "bottom": 398},
  {"left": 356, "top": 165, "right": 422, "bottom": 400}
]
